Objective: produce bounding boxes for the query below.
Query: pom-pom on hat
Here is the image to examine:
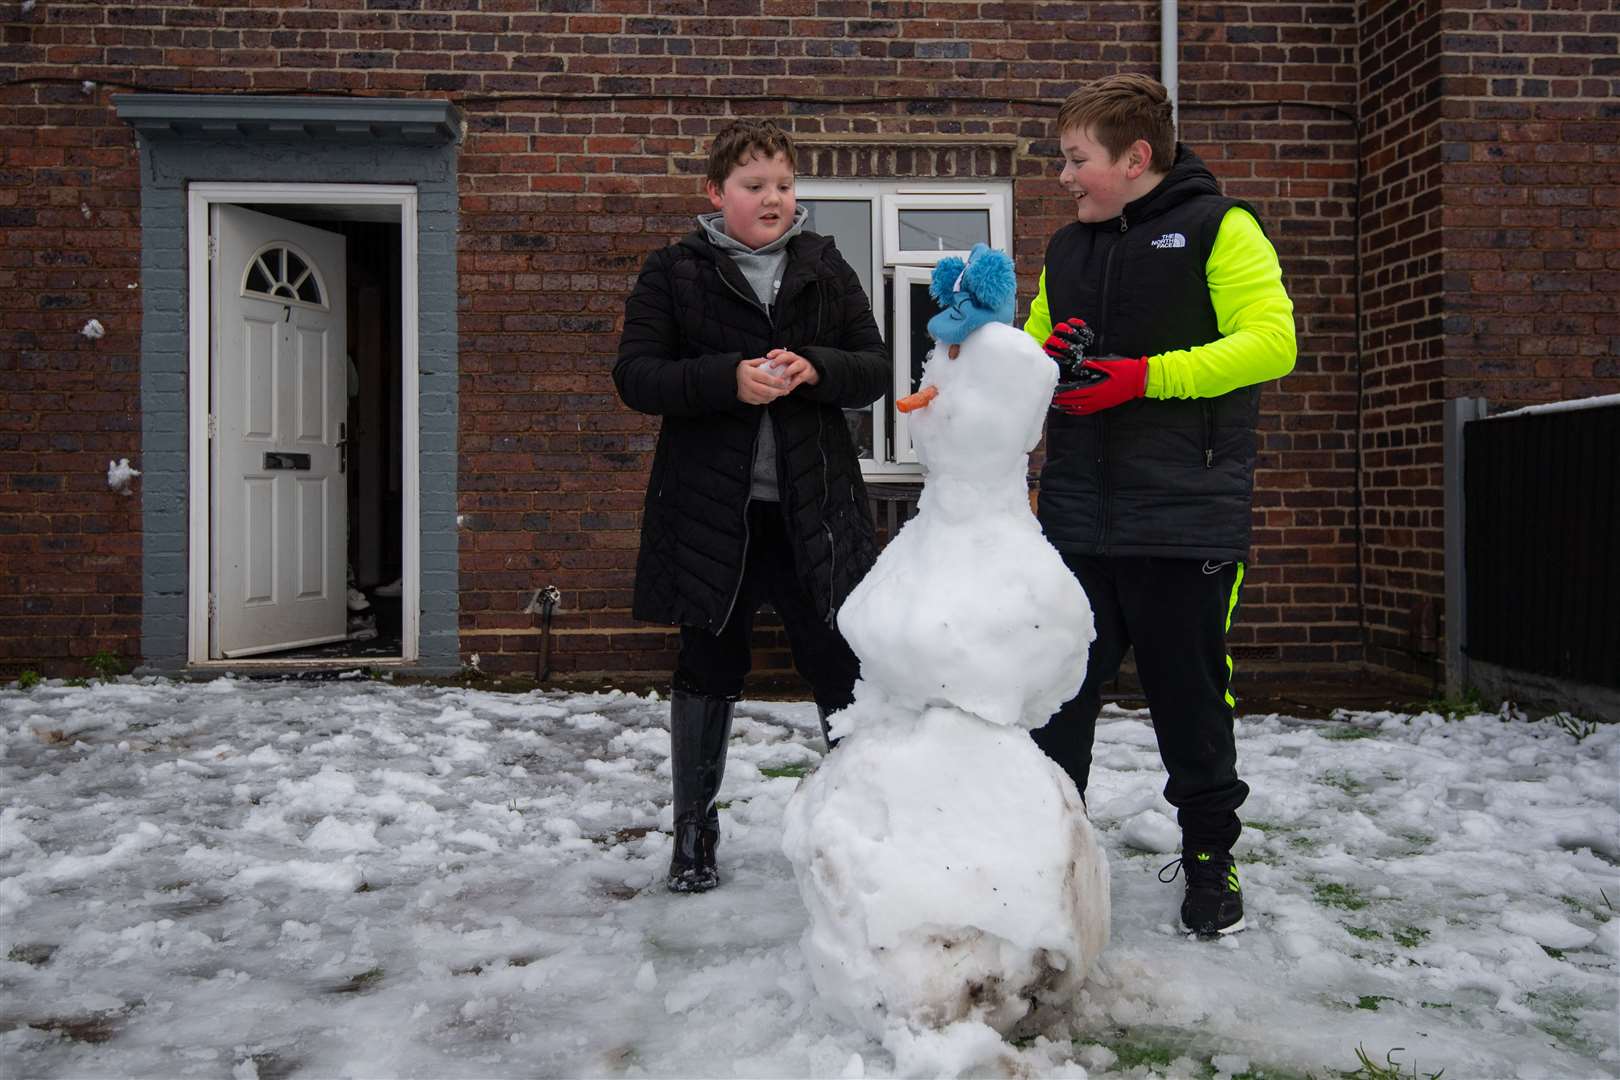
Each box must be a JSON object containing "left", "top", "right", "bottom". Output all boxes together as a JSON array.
[{"left": 925, "top": 242, "right": 1018, "bottom": 345}]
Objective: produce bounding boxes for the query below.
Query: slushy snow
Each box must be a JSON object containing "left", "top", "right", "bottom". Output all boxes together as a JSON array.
[{"left": 0, "top": 678, "right": 1616, "bottom": 1078}]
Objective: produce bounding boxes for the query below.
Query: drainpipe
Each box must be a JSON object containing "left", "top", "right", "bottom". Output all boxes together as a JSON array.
[{"left": 1161, "top": 0, "right": 1179, "bottom": 133}]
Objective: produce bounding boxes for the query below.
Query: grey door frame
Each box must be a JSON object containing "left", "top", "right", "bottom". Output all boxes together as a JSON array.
[{"left": 114, "top": 93, "right": 462, "bottom": 675}]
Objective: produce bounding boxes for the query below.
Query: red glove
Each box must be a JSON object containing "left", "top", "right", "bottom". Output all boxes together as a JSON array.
[{"left": 1051, "top": 356, "right": 1149, "bottom": 415}]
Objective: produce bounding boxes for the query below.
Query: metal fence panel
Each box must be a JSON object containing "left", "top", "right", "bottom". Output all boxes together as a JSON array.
[{"left": 1463, "top": 403, "right": 1620, "bottom": 690}]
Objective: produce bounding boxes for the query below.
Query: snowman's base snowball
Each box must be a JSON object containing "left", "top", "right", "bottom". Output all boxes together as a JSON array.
[{"left": 782, "top": 702, "right": 1109, "bottom": 1038}]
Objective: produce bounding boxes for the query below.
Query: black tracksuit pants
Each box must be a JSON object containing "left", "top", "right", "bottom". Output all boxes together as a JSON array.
[
  {"left": 1033, "top": 554, "right": 1249, "bottom": 853},
  {"left": 673, "top": 500, "right": 861, "bottom": 715}
]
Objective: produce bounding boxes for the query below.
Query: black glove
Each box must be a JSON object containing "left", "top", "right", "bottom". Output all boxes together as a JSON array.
[{"left": 1042, "top": 319, "right": 1103, "bottom": 384}]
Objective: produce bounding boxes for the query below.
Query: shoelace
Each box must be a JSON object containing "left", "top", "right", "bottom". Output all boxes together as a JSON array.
[{"left": 1159, "top": 855, "right": 1227, "bottom": 886}]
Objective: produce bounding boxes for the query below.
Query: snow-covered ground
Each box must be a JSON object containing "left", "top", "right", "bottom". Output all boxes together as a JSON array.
[{"left": 1, "top": 677, "right": 1615, "bottom": 1079}]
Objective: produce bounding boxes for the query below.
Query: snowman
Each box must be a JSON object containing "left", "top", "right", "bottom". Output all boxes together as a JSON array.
[{"left": 780, "top": 245, "right": 1110, "bottom": 1047}]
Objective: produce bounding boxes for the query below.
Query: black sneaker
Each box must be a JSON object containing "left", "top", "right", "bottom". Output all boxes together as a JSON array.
[{"left": 1160, "top": 851, "right": 1245, "bottom": 936}]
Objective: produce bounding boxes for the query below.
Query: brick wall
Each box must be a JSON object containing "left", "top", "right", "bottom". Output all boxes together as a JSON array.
[
  {"left": 11, "top": 1, "right": 1597, "bottom": 690},
  {"left": 447, "top": 2, "right": 1365, "bottom": 682},
  {"left": 1439, "top": 1, "right": 1619, "bottom": 406},
  {"left": 1357, "top": 0, "right": 1447, "bottom": 680},
  {"left": 1356, "top": 0, "right": 1620, "bottom": 682},
  {"left": 1176, "top": 5, "right": 1363, "bottom": 674},
  {"left": 0, "top": 79, "right": 143, "bottom": 675}
]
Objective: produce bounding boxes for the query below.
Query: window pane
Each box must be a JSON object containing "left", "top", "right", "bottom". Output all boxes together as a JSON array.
[
  {"left": 801, "top": 199, "right": 873, "bottom": 300},
  {"left": 898, "top": 208, "right": 990, "bottom": 252},
  {"left": 883, "top": 274, "right": 895, "bottom": 460},
  {"left": 907, "top": 281, "right": 940, "bottom": 394},
  {"left": 285, "top": 251, "right": 308, "bottom": 282},
  {"left": 296, "top": 276, "right": 322, "bottom": 304},
  {"left": 844, "top": 408, "right": 873, "bottom": 459},
  {"left": 245, "top": 260, "right": 272, "bottom": 294}
]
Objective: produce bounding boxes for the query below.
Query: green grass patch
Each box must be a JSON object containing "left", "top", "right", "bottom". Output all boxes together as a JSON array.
[
  {"left": 332, "top": 966, "right": 385, "bottom": 994},
  {"left": 1559, "top": 893, "right": 1613, "bottom": 923},
  {"left": 1540, "top": 944, "right": 1565, "bottom": 960},
  {"left": 1314, "top": 882, "right": 1370, "bottom": 911},
  {"left": 1355, "top": 994, "right": 1392, "bottom": 1011},
  {"left": 15, "top": 669, "right": 42, "bottom": 690},
  {"left": 1322, "top": 725, "right": 1380, "bottom": 741},
  {"left": 1343, "top": 1043, "right": 1446, "bottom": 1079},
  {"left": 1525, "top": 989, "right": 1604, "bottom": 1058},
  {"left": 1319, "top": 770, "right": 1369, "bottom": 795},
  {"left": 88, "top": 650, "right": 125, "bottom": 682},
  {"left": 1080, "top": 1035, "right": 1307, "bottom": 1080},
  {"left": 1550, "top": 713, "right": 1599, "bottom": 743},
  {"left": 760, "top": 765, "right": 809, "bottom": 779},
  {"left": 1414, "top": 686, "right": 1486, "bottom": 719},
  {"left": 1103, "top": 1038, "right": 1178, "bottom": 1071},
  {"left": 1393, "top": 926, "right": 1429, "bottom": 948},
  {"left": 1346, "top": 926, "right": 1384, "bottom": 941}
]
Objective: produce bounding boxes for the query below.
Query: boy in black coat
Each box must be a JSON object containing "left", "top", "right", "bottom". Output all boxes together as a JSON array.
[{"left": 614, "top": 119, "right": 890, "bottom": 893}]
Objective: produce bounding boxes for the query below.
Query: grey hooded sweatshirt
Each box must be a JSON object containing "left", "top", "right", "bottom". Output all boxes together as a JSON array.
[{"left": 697, "top": 206, "right": 809, "bottom": 502}]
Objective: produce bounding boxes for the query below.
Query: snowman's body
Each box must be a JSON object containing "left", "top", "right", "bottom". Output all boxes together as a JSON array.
[{"left": 782, "top": 320, "right": 1110, "bottom": 1040}]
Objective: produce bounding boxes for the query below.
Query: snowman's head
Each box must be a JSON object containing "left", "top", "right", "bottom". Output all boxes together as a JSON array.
[
  {"left": 908, "top": 323, "right": 1059, "bottom": 480},
  {"left": 925, "top": 243, "right": 1017, "bottom": 346}
]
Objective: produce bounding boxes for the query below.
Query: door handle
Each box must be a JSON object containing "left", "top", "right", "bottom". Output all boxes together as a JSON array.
[{"left": 336, "top": 422, "right": 347, "bottom": 475}]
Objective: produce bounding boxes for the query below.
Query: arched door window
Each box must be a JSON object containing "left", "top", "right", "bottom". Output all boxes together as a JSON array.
[{"left": 241, "top": 243, "right": 328, "bottom": 308}]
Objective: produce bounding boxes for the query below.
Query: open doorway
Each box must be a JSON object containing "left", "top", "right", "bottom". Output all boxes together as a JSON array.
[{"left": 186, "top": 184, "right": 421, "bottom": 666}]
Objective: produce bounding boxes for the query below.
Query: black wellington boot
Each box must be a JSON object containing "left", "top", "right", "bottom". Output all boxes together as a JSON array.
[{"left": 667, "top": 692, "right": 734, "bottom": 893}]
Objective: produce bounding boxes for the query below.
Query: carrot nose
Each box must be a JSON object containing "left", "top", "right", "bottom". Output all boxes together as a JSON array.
[{"left": 896, "top": 385, "right": 938, "bottom": 413}]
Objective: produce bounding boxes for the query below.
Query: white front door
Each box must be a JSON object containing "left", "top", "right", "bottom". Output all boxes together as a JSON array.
[{"left": 211, "top": 205, "right": 348, "bottom": 658}]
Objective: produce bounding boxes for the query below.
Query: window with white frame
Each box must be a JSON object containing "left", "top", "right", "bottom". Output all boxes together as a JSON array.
[{"left": 799, "top": 181, "right": 1012, "bottom": 476}]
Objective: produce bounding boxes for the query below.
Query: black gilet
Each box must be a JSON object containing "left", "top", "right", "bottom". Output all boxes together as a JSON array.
[{"left": 1036, "top": 146, "right": 1267, "bottom": 563}]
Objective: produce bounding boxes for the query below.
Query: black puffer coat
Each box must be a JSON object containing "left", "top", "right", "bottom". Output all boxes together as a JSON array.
[{"left": 614, "top": 229, "right": 890, "bottom": 632}]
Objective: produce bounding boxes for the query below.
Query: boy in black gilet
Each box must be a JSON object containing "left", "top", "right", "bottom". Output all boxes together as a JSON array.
[{"left": 1026, "top": 75, "right": 1297, "bottom": 936}]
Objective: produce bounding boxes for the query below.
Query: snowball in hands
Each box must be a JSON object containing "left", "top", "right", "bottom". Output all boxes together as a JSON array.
[{"left": 782, "top": 318, "right": 1107, "bottom": 1044}]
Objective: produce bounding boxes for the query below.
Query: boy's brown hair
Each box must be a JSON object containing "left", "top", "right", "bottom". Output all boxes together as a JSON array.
[
  {"left": 705, "top": 119, "right": 797, "bottom": 188},
  {"left": 1056, "top": 73, "right": 1176, "bottom": 174}
]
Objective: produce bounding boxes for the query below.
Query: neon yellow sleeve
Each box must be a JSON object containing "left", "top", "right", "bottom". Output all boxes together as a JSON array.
[
  {"left": 1024, "top": 268, "right": 1053, "bottom": 346},
  {"left": 1146, "top": 207, "right": 1297, "bottom": 400}
]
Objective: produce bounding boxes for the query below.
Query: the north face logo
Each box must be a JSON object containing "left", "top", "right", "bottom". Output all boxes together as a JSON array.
[{"left": 1151, "top": 232, "right": 1187, "bottom": 249}]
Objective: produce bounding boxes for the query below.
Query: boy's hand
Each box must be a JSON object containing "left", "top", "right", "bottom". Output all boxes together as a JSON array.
[
  {"left": 1051, "top": 356, "right": 1150, "bottom": 415},
  {"left": 736, "top": 357, "right": 790, "bottom": 405},
  {"left": 1042, "top": 318, "right": 1097, "bottom": 381},
  {"left": 765, "top": 349, "right": 821, "bottom": 391}
]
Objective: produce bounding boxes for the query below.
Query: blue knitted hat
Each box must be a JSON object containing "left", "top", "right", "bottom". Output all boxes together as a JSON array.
[{"left": 925, "top": 243, "right": 1018, "bottom": 345}]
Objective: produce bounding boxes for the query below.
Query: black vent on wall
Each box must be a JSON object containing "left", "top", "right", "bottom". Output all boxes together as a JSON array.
[{"left": 1463, "top": 402, "right": 1620, "bottom": 691}]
